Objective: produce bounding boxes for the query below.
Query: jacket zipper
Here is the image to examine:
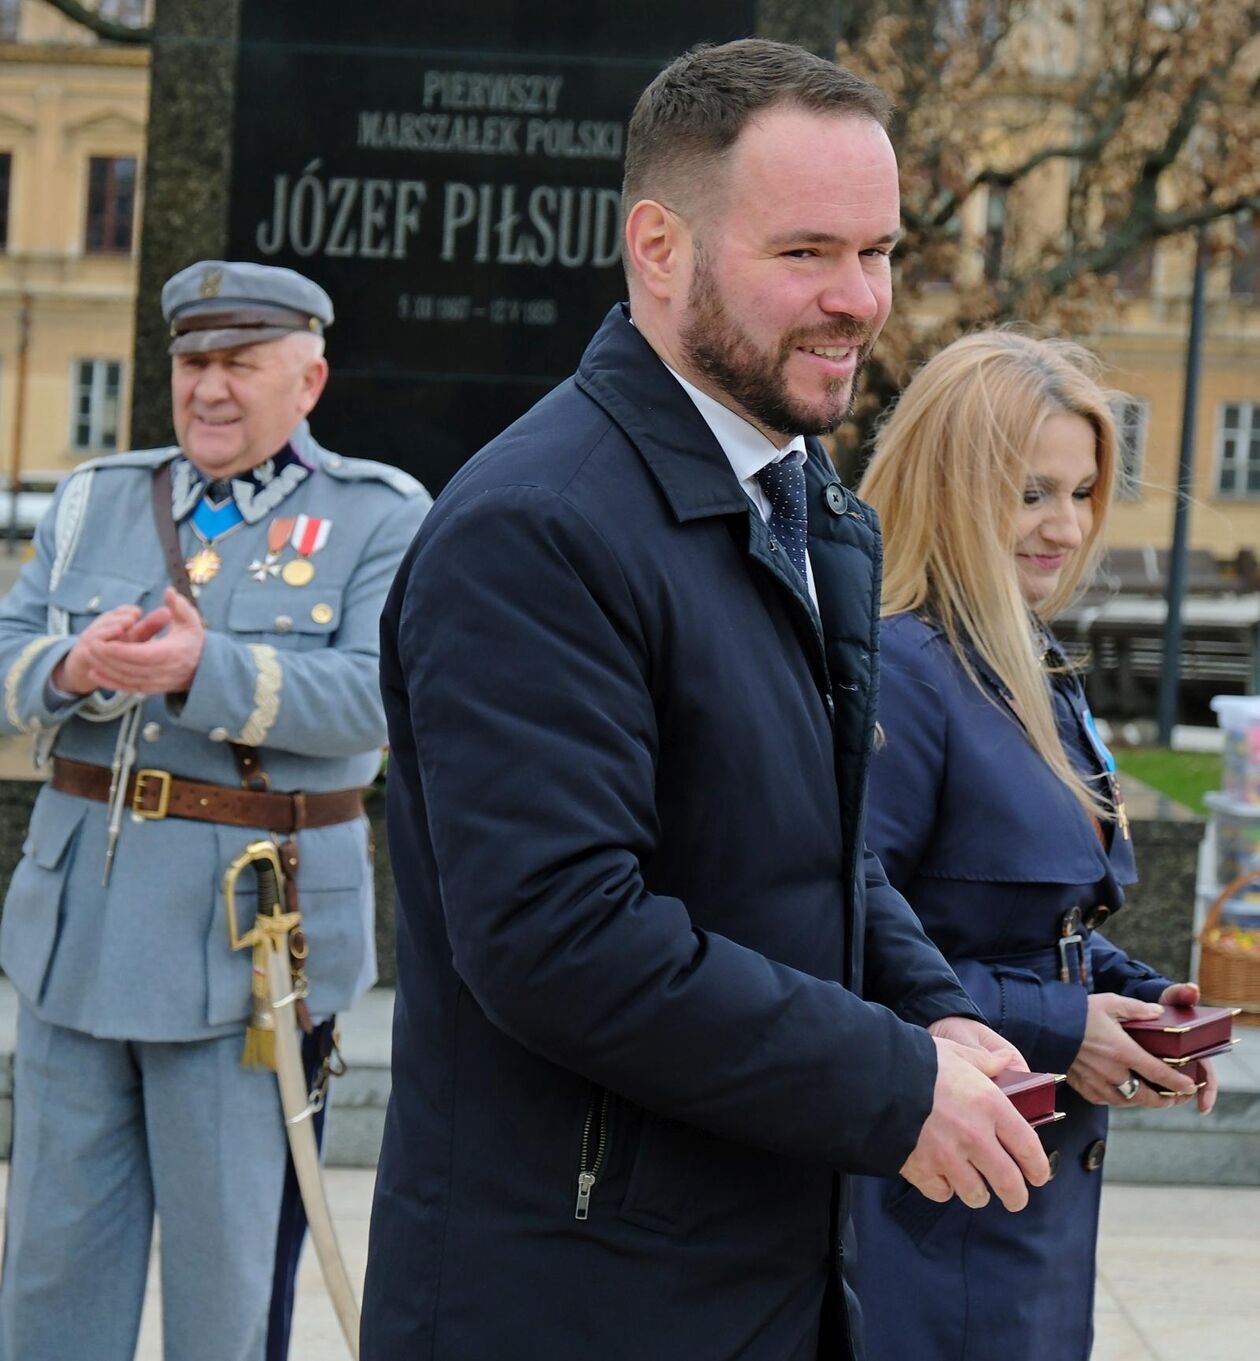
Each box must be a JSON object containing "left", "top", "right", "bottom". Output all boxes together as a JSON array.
[{"left": 574, "top": 1087, "right": 611, "bottom": 1220}]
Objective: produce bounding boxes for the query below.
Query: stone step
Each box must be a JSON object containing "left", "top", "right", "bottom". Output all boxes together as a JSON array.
[{"left": 1, "top": 980, "right": 1258, "bottom": 1182}]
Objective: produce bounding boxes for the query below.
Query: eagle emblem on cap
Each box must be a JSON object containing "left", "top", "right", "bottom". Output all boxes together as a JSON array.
[{"left": 199, "top": 267, "right": 223, "bottom": 299}]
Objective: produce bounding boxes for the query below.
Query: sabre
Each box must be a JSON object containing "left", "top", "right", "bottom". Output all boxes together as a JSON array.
[
  {"left": 222, "top": 840, "right": 361, "bottom": 1358},
  {"left": 102, "top": 701, "right": 142, "bottom": 886}
]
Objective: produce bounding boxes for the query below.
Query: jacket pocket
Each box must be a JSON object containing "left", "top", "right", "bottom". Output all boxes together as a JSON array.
[
  {"left": 618, "top": 1109, "right": 701, "bottom": 1236},
  {"left": 882, "top": 1176, "right": 956, "bottom": 1247},
  {"left": 0, "top": 789, "right": 88, "bottom": 1001}
]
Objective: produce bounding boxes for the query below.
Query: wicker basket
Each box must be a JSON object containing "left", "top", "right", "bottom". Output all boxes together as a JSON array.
[{"left": 1198, "top": 868, "right": 1260, "bottom": 1025}]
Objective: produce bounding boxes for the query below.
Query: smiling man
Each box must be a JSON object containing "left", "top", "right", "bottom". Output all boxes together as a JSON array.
[
  {"left": 366, "top": 39, "right": 1048, "bottom": 1361},
  {"left": 0, "top": 261, "right": 430, "bottom": 1361}
]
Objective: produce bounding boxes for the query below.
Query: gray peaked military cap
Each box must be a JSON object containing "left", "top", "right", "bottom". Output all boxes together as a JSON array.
[{"left": 162, "top": 260, "right": 334, "bottom": 355}]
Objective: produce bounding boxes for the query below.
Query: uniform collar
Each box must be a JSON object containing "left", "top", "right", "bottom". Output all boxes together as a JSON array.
[{"left": 172, "top": 439, "right": 312, "bottom": 525}]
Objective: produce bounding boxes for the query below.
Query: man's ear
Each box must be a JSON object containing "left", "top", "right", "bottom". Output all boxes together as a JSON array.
[
  {"left": 297, "top": 355, "right": 330, "bottom": 417},
  {"left": 624, "top": 199, "right": 690, "bottom": 302}
]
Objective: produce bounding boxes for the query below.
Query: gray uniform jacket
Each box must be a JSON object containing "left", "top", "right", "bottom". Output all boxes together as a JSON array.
[{"left": 0, "top": 423, "right": 430, "bottom": 1041}]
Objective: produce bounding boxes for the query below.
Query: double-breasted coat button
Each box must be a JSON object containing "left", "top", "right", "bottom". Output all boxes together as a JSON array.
[
  {"left": 209, "top": 726, "right": 228, "bottom": 743},
  {"left": 87, "top": 595, "right": 101, "bottom": 612},
  {"left": 274, "top": 615, "right": 293, "bottom": 633},
  {"left": 1082, "top": 1139, "right": 1106, "bottom": 1173},
  {"left": 1046, "top": 1149, "right": 1061, "bottom": 1180},
  {"left": 142, "top": 722, "right": 161, "bottom": 743},
  {"left": 824, "top": 483, "right": 846, "bottom": 515}
]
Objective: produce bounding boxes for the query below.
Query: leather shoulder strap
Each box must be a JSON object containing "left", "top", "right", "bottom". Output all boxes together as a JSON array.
[{"left": 151, "top": 461, "right": 196, "bottom": 603}]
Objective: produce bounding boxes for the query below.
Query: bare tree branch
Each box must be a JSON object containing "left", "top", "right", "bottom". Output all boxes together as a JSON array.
[{"left": 36, "top": 0, "right": 153, "bottom": 44}]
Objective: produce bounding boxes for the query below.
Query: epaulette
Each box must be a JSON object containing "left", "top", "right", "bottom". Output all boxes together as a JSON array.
[
  {"left": 320, "top": 454, "right": 428, "bottom": 499},
  {"left": 74, "top": 446, "right": 180, "bottom": 474}
]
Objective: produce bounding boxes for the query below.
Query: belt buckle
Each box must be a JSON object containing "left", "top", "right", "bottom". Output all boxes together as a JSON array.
[
  {"left": 1057, "top": 906, "right": 1087, "bottom": 985},
  {"left": 132, "top": 768, "right": 173, "bottom": 820}
]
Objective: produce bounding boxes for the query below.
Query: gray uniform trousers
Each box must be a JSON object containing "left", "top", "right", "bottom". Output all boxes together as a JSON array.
[
  {"left": 2, "top": 1006, "right": 287, "bottom": 1361},
  {"left": 0, "top": 423, "right": 429, "bottom": 1359}
]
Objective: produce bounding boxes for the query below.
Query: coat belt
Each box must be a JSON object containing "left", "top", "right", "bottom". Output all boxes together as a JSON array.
[{"left": 51, "top": 756, "right": 364, "bottom": 834}]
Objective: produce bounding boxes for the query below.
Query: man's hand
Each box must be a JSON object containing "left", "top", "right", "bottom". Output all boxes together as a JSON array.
[
  {"left": 927, "top": 1015, "right": 1029, "bottom": 1075},
  {"left": 82, "top": 588, "right": 206, "bottom": 696},
  {"left": 900, "top": 1037, "right": 1051, "bottom": 1212},
  {"left": 1066, "top": 992, "right": 1198, "bottom": 1108},
  {"left": 53, "top": 604, "right": 146, "bottom": 695}
]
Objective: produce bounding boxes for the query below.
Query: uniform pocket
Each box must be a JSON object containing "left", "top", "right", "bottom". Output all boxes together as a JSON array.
[
  {"left": 226, "top": 584, "right": 345, "bottom": 652},
  {"left": 0, "top": 789, "right": 88, "bottom": 1001},
  {"left": 48, "top": 567, "right": 148, "bottom": 629},
  {"left": 205, "top": 819, "right": 371, "bottom": 1026}
]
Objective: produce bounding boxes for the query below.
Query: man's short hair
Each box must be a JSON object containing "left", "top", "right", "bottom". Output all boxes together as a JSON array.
[{"left": 622, "top": 39, "right": 893, "bottom": 218}]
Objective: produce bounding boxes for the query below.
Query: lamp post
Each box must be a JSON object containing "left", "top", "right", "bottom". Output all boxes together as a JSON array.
[
  {"left": 6, "top": 291, "right": 31, "bottom": 555},
  {"left": 1156, "top": 221, "right": 1209, "bottom": 746}
]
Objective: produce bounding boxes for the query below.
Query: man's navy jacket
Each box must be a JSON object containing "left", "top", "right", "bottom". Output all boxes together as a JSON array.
[{"left": 363, "top": 305, "right": 980, "bottom": 1360}]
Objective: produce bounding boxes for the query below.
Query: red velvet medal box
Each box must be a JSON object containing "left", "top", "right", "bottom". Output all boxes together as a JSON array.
[
  {"left": 1121, "top": 1004, "right": 1239, "bottom": 1060},
  {"left": 994, "top": 1070, "right": 1065, "bottom": 1128},
  {"left": 1143, "top": 1058, "right": 1209, "bottom": 1098}
]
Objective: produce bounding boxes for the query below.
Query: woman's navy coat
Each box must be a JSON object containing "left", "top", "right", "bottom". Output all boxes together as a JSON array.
[
  {"left": 362, "top": 308, "right": 981, "bottom": 1360},
  {"left": 848, "top": 613, "right": 1171, "bottom": 1361}
]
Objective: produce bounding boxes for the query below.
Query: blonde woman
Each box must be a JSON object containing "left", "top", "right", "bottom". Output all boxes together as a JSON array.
[{"left": 848, "top": 331, "right": 1215, "bottom": 1361}]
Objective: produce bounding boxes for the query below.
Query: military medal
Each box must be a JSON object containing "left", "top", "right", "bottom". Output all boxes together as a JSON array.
[
  {"left": 290, "top": 514, "right": 332, "bottom": 557},
  {"left": 276, "top": 514, "right": 331, "bottom": 587},
  {"left": 248, "top": 517, "right": 298, "bottom": 583},
  {"left": 186, "top": 547, "right": 223, "bottom": 585},
  {"left": 282, "top": 558, "right": 316, "bottom": 586}
]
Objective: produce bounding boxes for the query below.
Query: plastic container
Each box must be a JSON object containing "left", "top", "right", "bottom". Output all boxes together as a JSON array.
[{"left": 1211, "top": 695, "right": 1260, "bottom": 805}]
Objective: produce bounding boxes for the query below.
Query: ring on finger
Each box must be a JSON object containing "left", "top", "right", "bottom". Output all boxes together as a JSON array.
[{"left": 1116, "top": 1075, "right": 1140, "bottom": 1101}]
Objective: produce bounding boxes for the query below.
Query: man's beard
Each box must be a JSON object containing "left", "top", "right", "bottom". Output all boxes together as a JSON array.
[{"left": 680, "top": 253, "right": 873, "bottom": 439}]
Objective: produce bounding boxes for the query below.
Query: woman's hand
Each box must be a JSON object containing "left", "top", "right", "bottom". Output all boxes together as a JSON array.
[
  {"left": 1066, "top": 993, "right": 1198, "bottom": 1109},
  {"left": 1157, "top": 982, "right": 1218, "bottom": 1114}
]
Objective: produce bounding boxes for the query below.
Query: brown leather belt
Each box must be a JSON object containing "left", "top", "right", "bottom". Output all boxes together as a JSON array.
[{"left": 52, "top": 756, "right": 364, "bottom": 834}]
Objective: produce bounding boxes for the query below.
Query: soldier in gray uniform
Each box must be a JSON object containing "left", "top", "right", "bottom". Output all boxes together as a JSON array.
[{"left": 0, "top": 261, "right": 431, "bottom": 1361}]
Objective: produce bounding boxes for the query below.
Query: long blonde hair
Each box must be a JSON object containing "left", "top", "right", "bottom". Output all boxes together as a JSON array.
[{"left": 859, "top": 330, "right": 1117, "bottom": 816}]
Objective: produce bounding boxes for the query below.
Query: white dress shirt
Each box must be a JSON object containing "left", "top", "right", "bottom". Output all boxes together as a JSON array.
[{"left": 665, "top": 364, "right": 818, "bottom": 607}]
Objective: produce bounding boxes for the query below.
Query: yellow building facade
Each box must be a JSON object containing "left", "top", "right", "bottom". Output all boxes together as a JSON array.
[
  {"left": 0, "top": 3, "right": 1256, "bottom": 567},
  {"left": 0, "top": 1, "right": 148, "bottom": 486}
]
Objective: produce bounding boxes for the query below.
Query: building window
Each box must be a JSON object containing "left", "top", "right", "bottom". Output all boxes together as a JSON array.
[
  {"left": 1230, "top": 214, "right": 1258, "bottom": 299},
  {"left": 85, "top": 156, "right": 136, "bottom": 254},
  {"left": 1112, "top": 396, "right": 1148, "bottom": 499},
  {"left": 982, "top": 184, "right": 1007, "bottom": 284},
  {"left": 0, "top": 0, "right": 17, "bottom": 43},
  {"left": 1215, "top": 402, "right": 1260, "bottom": 499},
  {"left": 0, "top": 153, "right": 10, "bottom": 253},
  {"left": 71, "top": 360, "right": 122, "bottom": 452}
]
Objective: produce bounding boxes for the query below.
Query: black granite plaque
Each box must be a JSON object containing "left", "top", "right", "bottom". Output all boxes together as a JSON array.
[{"left": 228, "top": 3, "right": 757, "bottom": 490}]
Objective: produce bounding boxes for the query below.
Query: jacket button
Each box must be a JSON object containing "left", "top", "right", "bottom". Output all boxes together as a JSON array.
[
  {"left": 1084, "top": 905, "right": 1111, "bottom": 929},
  {"left": 1082, "top": 1139, "right": 1106, "bottom": 1173},
  {"left": 824, "top": 483, "right": 846, "bottom": 515},
  {"left": 209, "top": 726, "right": 229, "bottom": 743},
  {"left": 1046, "top": 1149, "right": 1061, "bottom": 1181},
  {"left": 142, "top": 722, "right": 161, "bottom": 743},
  {"left": 87, "top": 595, "right": 101, "bottom": 612},
  {"left": 274, "top": 615, "right": 293, "bottom": 633}
]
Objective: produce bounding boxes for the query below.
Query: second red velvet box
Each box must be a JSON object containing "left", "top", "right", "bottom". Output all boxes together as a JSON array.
[
  {"left": 1122, "top": 1004, "right": 1239, "bottom": 1059},
  {"left": 995, "top": 1070, "right": 1066, "bottom": 1128}
]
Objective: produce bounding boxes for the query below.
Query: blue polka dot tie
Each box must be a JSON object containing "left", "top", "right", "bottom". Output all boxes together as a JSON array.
[{"left": 755, "top": 454, "right": 810, "bottom": 586}]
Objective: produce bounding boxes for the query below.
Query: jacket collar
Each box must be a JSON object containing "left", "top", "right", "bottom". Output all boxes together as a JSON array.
[{"left": 575, "top": 304, "right": 752, "bottom": 523}]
